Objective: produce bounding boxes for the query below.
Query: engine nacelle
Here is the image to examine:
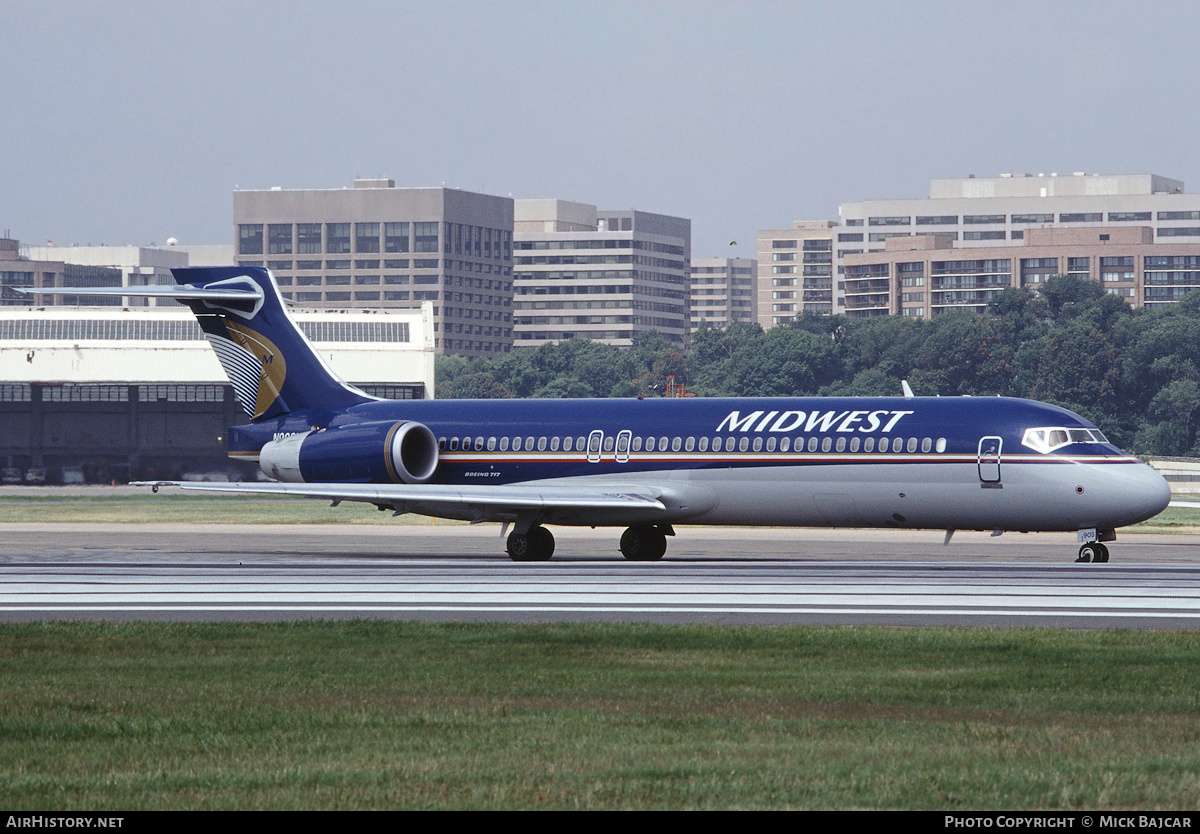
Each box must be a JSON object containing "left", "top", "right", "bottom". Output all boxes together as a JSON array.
[{"left": 258, "top": 420, "right": 439, "bottom": 484}]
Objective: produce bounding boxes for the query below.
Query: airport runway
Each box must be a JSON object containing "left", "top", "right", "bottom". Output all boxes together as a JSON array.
[{"left": 1, "top": 523, "right": 1199, "bottom": 627}]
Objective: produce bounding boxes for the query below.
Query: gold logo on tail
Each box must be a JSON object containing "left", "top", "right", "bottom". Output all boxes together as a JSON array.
[{"left": 220, "top": 321, "right": 288, "bottom": 419}]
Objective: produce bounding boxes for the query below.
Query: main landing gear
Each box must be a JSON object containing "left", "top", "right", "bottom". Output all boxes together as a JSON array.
[
  {"left": 505, "top": 523, "right": 674, "bottom": 562},
  {"left": 619, "top": 524, "right": 670, "bottom": 561},
  {"left": 1076, "top": 542, "right": 1110, "bottom": 563},
  {"left": 506, "top": 525, "right": 555, "bottom": 562}
]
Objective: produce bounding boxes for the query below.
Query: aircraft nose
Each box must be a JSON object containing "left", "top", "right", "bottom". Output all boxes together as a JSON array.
[{"left": 1114, "top": 463, "right": 1171, "bottom": 525}]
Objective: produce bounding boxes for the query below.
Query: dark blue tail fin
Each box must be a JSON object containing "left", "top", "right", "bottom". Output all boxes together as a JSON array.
[{"left": 172, "top": 267, "right": 374, "bottom": 421}]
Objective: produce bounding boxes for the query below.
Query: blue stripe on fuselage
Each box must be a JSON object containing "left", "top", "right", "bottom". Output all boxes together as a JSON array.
[{"left": 227, "top": 396, "right": 1133, "bottom": 485}]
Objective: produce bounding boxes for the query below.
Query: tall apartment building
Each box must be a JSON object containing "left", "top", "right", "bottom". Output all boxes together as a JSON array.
[
  {"left": 761, "top": 172, "right": 1200, "bottom": 326},
  {"left": 689, "top": 257, "right": 756, "bottom": 330},
  {"left": 756, "top": 221, "right": 837, "bottom": 325},
  {"left": 843, "top": 225, "right": 1200, "bottom": 318},
  {"left": 233, "top": 179, "right": 515, "bottom": 358},
  {"left": 836, "top": 173, "right": 1196, "bottom": 247},
  {"left": 512, "top": 199, "right": 690, "bottom": 347}
]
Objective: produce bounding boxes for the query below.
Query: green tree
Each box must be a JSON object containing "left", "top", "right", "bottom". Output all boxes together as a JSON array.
[
  {"left": 726, "top": 327, "right": 842, "bottom": 397},
  {"left": 1038, "top": 274, "right": 1104, "bottom": 322}
]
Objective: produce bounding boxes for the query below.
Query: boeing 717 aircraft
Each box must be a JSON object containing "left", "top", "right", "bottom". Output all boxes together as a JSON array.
[{"left": 31, "top": 267, "right": 1171, "bottom": 563}]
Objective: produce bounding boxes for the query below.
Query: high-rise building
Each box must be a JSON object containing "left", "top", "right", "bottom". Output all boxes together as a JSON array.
[
  {"left": 756, "top": 221, "right": 837, "bottom": 325},
  {"left": 843, "top": 225, "right": 1200, "bottom": 317},
  {"left": 512, "top": 200, "right": 690, "bottom": 347},
  {"left": 688, "top": 257, "right": 756, "bottom": 330},
  {"left": 836, "top": 173, "right": 1195, "bottom": 246},
  {"left": 233, "top": 179, "right": 515, "bottom": 358},
  {"left": 760, "top": 173, "right": 1200, "bottom": 325}
]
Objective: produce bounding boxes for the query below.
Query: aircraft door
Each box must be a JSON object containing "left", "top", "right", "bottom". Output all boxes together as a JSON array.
[
  {"left": 587, "top": 430, "right": 603, "bottom": 463},
  {"left": 977, "top": 436, "right": 1002, "bottom": 483},
  {"left": 615, "top": 430, "right": 631, "bottom": 463}
]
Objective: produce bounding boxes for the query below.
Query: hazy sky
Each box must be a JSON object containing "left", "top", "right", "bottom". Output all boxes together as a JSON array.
[{"left": 5, "top": 0, "right": 1199, "bottom": 258}]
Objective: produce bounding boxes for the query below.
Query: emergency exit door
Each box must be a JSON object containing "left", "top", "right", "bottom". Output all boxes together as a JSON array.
[{"left": 977, "top": 436, "right": 1002, "bottom": 483}]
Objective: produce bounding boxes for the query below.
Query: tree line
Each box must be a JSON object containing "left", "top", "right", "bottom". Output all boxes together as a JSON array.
[{"left": 435, "top": 276, "right": 1200, "bottom": 456}]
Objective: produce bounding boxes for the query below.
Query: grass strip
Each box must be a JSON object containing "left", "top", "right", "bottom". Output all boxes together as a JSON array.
[
  {"left": 1, "top": 621, "right": 1199, "bottom": 810},
  {"left": 0, "top": 493, "right": 448, "bottom": 525}
]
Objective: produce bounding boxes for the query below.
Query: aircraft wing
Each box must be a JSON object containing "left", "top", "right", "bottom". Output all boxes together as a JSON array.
[{"left": 134, "top": 479, "right": 668, "bottom": 524}]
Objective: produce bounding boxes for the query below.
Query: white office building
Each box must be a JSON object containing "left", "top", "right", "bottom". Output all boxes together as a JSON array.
[{"left": 513, "top": 199, "right": 690, "bottom": 347}]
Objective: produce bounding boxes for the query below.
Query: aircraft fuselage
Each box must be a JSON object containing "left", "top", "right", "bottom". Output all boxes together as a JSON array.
[{"left": 228, "top": 394, "right": 1169, "bottom": 535}]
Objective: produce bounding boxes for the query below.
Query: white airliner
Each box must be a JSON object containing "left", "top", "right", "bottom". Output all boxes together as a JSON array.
[{"left": 30, "top": 267, "right": 1172, "bottom": 563}]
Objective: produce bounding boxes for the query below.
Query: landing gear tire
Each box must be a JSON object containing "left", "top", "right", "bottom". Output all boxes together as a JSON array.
[
  {"left": 620, "top": 525, "right": 667, "bottom": 561},
  {"left": 508, "top": 526, "right": 555, "bottom": 562},
  {"left": 1076, "top": 542, "right": 1109, "bottom": 563}
]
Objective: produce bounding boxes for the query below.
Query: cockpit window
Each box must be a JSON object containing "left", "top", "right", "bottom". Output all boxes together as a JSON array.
[{"left": 1022, "top": 426, "right": 1107, "bottom": 454}]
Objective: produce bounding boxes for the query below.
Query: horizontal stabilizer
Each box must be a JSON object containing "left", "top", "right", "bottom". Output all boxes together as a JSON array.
[{"left": 12, "top": 285, "right": 263, "bottom": 302}]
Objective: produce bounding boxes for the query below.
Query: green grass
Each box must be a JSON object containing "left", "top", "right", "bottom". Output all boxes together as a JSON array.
[
  {"left": 1, "top": 621, "right": 1199, "bottom": 810},
  {"left": 1129, "top": 505, "right": 1200, "bottom": 530},
  {"left": 0, "top": 493, "right": 450, "bottom": 525}
]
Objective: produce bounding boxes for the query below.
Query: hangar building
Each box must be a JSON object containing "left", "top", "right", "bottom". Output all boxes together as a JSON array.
[{"left": 0, "top": 304, "right": 435, "bottom": 484}]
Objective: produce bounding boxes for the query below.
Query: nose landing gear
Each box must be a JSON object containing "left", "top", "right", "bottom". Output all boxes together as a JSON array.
[{"left": 1076, "top": 542, "right": 1110, "bottom": 563}]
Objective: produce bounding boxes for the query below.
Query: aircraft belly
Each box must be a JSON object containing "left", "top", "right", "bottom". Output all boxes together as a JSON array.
[{"left": 551, "top": 459, "right": 1147, "bottom": 533}]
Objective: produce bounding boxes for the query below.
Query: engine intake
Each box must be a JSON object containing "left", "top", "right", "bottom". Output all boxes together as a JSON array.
[{"left": 258, "top": 420, "right": 439, "bottom": 484}]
